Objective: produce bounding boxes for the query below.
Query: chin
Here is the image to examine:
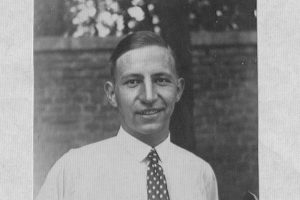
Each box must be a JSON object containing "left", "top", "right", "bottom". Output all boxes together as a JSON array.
[{"left": 137, "top": 123, "right": 166, "bottom": 135}]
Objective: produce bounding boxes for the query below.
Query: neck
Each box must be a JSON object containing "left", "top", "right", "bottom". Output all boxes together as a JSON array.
[
  {"left": 140, "top": 132, "right": 169, "bottom": 147},
  {"left": 122, "top": 126, "right": 169, "bottom": 147}
]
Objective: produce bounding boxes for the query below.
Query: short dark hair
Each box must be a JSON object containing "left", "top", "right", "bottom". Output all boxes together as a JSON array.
[{"left": 109, "top": 31, "right": 177, "bottom": 79}]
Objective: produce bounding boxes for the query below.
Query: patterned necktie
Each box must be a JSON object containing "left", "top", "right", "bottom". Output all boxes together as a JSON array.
[{"left": 146, "top": 149, "right": 170, "bottom": 200}]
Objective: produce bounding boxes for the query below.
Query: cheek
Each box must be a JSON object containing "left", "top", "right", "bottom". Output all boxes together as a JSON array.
[
  {"left": 161, "top": 88, "right": 179, "bottom": 102},
  {"left": 116, "top": 89, "right": 136, "bottom": 108}
]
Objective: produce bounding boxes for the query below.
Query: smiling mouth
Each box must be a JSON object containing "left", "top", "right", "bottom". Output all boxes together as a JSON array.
[{"left": 136, "top": 108, "right": 164, "bottom": 115}]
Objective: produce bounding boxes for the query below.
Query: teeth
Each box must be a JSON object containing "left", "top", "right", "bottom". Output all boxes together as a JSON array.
[{"left": 140, "top": 109, "right": 160, "bottom": 115}]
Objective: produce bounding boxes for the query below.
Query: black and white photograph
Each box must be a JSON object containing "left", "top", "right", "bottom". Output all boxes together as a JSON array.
[
  {"left": 2, "top": 0, "right": 300, "bottom": 200},
  {"left": 33, "top": 1, "right": 258, "bottom": 200}
]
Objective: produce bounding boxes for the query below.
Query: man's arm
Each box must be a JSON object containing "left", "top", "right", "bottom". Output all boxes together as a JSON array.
[
  {"left": 205, "top": 164, "right": 219, "bottom": 200},
  {"left": 36, "top": 151, "right": 72, "bottom": 200}
]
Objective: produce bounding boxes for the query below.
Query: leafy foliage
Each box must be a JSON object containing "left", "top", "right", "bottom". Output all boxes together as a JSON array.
[
  {"left": 63, "top": 0, "right": 256, "bottom": 37},
  {"left": 188, "top": 0, "right": 257, "bottom": 31}
]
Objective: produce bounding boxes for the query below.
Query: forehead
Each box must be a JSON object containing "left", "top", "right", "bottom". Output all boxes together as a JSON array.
[{"left": 115, "top": 46, "right": 176, "bottom": 77}]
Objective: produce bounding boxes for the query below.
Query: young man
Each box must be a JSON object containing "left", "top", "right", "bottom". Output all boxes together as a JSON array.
[{"left": 36, "top": 31, "right": 218, "bottom": 200}]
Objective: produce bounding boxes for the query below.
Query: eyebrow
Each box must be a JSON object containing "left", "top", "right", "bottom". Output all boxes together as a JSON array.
[
  {"left": 152, "top": 73, "right": 174, "bottom": 78},
  {"left": 120, "top": 74, "right": 143, "bottom": 81},
  {"left": 120, "top": 72, "right": 174, "bottom": 80}
]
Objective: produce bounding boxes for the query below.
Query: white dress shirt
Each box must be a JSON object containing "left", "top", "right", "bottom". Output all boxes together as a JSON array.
[{"left": 36, "top": 127, "right": 219, "bottom": 200}]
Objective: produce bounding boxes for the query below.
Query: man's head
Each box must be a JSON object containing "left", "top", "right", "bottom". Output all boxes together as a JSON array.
[
  {"left": 109, "top": 31, "right": 178, "bottom": 80},
  {"left": 104, "top": 31, "right": 184, "bottom": 146}
]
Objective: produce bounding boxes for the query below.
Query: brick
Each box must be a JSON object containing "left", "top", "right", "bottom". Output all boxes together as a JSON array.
[
  {"left": 39, "top": 97, "right": 52, "bottom": 105},
  {"left": 213, "top": 79, "right": 230, "bottom": 90},
  {"left": 53, "top": 96, "right": 70, "bottom": 104},
  {"left": 65, "top": 103, "right": 81, "bottom": 114},
  {"left": 85, "top": 122, "right": 101, "bottom": 132},
  {"left": 84, "top": 104, "right": 97, "bottom": 113},
  {"left": 41, "top": 114, "right": 78, "bottom": 124},
  {"left": 47, "top": 105, "right": 64, "bottom": 114},
  {"left": 73, "top": 93, "right": 89, "bottom": 104}
]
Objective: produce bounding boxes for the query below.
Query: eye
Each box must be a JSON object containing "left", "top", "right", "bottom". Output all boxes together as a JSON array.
[
  {"left": 155, "top": 78, "right": 170, "bottom": 86},
  {"left": 125, "top": 79, "right": 141, "bottom": 88}
]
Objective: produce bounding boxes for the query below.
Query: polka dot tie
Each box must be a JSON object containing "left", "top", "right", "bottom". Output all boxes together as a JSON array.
[{"left": 146, "top": 149, "right": 170, "bottom": 200}]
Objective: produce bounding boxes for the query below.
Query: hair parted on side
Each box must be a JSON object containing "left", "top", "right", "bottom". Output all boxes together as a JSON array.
[{"left": 109, "top": 31, "right": 177, "bottom": 79}]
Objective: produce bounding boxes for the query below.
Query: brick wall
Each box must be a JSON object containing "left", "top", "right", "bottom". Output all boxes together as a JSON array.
[
  {"left": 192, "top": 45, "right": 258, "bottom": 200},
  {"left": 34, "top": 31, "right": 257, "bottom": 200}
]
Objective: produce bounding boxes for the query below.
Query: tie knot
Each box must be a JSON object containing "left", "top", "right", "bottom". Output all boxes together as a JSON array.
[{"left": 147, "top": 149, "right": 160, "bottom": 164}]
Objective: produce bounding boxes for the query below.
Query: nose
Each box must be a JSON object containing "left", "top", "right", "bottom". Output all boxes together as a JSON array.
[{"left": 140, "top": 79, "right": 157, "bottom": 104}]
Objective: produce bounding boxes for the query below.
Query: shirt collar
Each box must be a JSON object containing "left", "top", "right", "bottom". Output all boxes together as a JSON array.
[{"left": 116, "top": 126, "right": 171, "bottom": 163}]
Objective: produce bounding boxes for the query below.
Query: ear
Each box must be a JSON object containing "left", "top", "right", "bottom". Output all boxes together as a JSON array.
[
  {"left": 104, "top": 81, "right": 118, "bottom": 108},
  {"left": 176, "top": 78, "right": 185, "bottom": 102}
]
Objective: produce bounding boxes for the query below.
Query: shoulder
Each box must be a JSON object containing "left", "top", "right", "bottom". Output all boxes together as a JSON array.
[
  {"left": 72, "top": 136, "right": 118, "bottom": 155},
  {"left": 169, "top": 142, "right": 215, "bottom": 175},
  {"left": 36, "top": 137, "right": 121, "bottom": 200},
  {"left": 169, "top": 143, "right": 217, "bottom": 188},
  {"left": 57, "top": 136, "right": 119, "bottom": 169}
]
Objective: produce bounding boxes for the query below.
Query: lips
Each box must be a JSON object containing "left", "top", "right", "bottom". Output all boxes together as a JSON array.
[{"left": 136, "top": 108, "right": 164, "bottom": 115}]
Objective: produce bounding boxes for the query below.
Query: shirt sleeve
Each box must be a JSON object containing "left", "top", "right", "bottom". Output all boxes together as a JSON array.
[
  {"left": 35, "top": 151, "right": 72, "bottom": 200},
  {"left": 205, "top": 164, "right": 219, "bottom": 200}
]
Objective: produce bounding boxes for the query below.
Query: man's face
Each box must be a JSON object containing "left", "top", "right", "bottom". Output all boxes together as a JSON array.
[{"left": 105, "top": 45, "right": 184, "bottom": 144}]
